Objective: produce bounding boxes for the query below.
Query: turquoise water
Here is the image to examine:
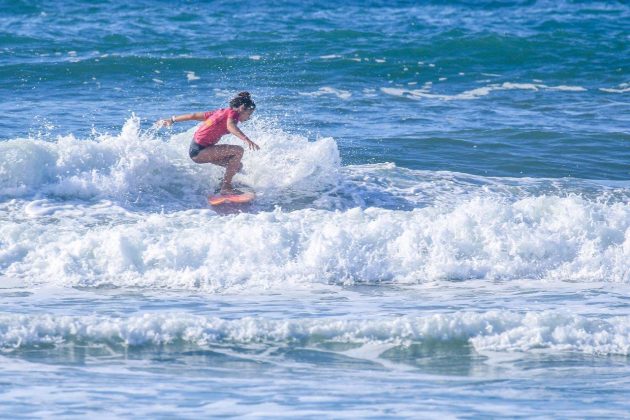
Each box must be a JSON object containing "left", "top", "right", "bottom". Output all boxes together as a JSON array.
[{"left": 1, "top": 0, "right": 630, "bottom": 417}]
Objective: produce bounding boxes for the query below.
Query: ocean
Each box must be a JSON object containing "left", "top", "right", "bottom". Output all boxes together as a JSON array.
[{"left": 1, "top": 0, "right": 630, "bottom": 417}]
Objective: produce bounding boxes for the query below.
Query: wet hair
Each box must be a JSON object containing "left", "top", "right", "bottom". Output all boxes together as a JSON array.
[{"left": 229, "top": 91, "right": 256, "bottom": 110}]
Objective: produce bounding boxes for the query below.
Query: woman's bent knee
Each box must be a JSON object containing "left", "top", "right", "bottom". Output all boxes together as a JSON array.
[{"left": 230, "top": 146, "right": 244, "bottom": 160}]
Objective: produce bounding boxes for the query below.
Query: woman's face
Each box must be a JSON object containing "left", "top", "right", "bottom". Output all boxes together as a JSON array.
[{"left": 239, "top": 108, "right": 255, "bottom": 122}]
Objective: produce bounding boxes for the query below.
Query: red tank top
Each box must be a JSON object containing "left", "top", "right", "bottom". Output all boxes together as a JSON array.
[{"left": 193, "top": 108, "right": 240, "bottom": 146}]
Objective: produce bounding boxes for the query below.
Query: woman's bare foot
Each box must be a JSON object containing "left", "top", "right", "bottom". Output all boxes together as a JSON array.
[{"left": 220, "top": 185, "right": 243, "bottom": 195}]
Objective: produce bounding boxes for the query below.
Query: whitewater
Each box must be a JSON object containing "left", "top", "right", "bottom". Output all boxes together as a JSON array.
[
  {"left": 1, "top": 117, "right": 630, "bottom": 416},
  {"left": 3, "top": 117, "right": 630, "bottom": 289}
]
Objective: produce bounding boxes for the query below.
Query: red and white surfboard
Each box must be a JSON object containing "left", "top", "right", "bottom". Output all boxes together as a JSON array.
[{"left": 208, "top": 191, "right": 255, "bottom": 206}]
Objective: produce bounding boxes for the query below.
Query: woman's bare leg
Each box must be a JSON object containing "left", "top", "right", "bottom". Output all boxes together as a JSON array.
[
  {"left": 192, "top": 145, "right": 244, "bottom": 194},
  {"left": 208, "top": 157, "right": 243, "bottom": 173}
]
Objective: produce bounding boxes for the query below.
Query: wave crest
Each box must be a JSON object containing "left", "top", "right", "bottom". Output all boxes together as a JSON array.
[{"left": 2, "top": 311, "right": 629, "bottom": 356}]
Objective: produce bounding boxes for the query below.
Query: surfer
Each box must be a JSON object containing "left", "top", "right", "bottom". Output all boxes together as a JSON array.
[{"left": 157, "top": 92, "right": 260, "bottom": 195}]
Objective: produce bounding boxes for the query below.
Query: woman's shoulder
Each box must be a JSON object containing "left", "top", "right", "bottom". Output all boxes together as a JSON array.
[
  {"left": 215, "top": 107, "right": 234, "bottom": 115},
  {"left": 203, "top": 108, "right": 227, "bottom": 118},
  {"left": 206, "top": 108, "right": 238, "bottom": 120}
]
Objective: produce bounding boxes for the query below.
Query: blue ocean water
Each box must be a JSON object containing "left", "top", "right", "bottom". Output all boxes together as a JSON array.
[{"left": 1, "top": 0, "right": 630, "bottom": 417}]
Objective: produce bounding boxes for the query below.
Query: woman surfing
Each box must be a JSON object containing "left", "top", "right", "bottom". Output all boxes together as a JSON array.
[{"left": 157, "top": 92, "right": 260, "bottom": 196}]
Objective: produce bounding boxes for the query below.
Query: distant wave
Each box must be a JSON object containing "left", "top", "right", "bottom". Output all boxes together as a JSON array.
[
  {"left": 381, "top": 82, "right": 588, "bottom": 101},
  {"left": 1, "top": 311, "right": 629, "bottom": 356}
]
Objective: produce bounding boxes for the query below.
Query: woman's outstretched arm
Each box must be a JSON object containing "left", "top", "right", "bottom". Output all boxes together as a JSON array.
[{"left": 156, "top": 112, "right": 208, "bottom": 127}]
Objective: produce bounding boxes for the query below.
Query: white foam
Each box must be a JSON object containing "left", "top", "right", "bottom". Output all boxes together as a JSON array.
[
  {"left": 546, "top": 85, "right": 587, "bottom": 92},
  {"left": 3, "top": 118, "right": 630, "bottom": 291},
  {"left": 500, "top": 82, "right": 539, "bottom": 90},
  {"left": 470, "top": 311, "right": 630, "bottom": 355},
  {"left": 0, "top": 311, "right": 628, "bottom": 356},
  {"left": 600, "top": 83, "right": 630, "bottom": 93},
  {"left": 22, "top": 199, "right": 133, "bottom": 219},
  {"left": 381, "top": 82, "right": 587, "bottom": 101},
  {"left": 381, "top": 86, "right": 493, "bottom": 101},
  {"left": 185, "top": 71, "right": 200, "bottom": 81},
  {"left": 299, "top": 87, "right": 352, "bottom": 100},
  {"left": 4, "top": 192, "right": 630, "bottom": 289}
]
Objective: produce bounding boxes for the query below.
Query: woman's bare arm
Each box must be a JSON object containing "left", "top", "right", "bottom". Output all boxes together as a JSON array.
[
  {"left": 227, "top": 118, "right": 260, "bottom": 150},
  {"left": 156, "top": 112, "right": 207, "bottom": 127}
]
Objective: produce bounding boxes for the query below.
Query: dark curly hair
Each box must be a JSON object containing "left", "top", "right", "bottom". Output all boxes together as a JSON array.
[{"left": 229, "top": 91, "right": 256, "bottom": 110}]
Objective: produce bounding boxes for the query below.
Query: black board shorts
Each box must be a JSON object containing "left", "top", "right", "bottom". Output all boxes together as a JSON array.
[{"left": 189, "top": 141, "right": 208, "bottom": 159}]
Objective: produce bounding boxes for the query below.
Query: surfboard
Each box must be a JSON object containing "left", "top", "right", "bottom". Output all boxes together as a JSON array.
[{"left": 208, "top": 191, "right": 255, "bottom": 206}]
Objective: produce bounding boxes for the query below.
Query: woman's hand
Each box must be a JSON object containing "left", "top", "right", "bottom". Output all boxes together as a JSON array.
[
  {"left": 156, "top": 118, "right": 173, "bottom": 128},
  {"left": 244, "top": 138, "right": 260, "bottom": 150}
]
